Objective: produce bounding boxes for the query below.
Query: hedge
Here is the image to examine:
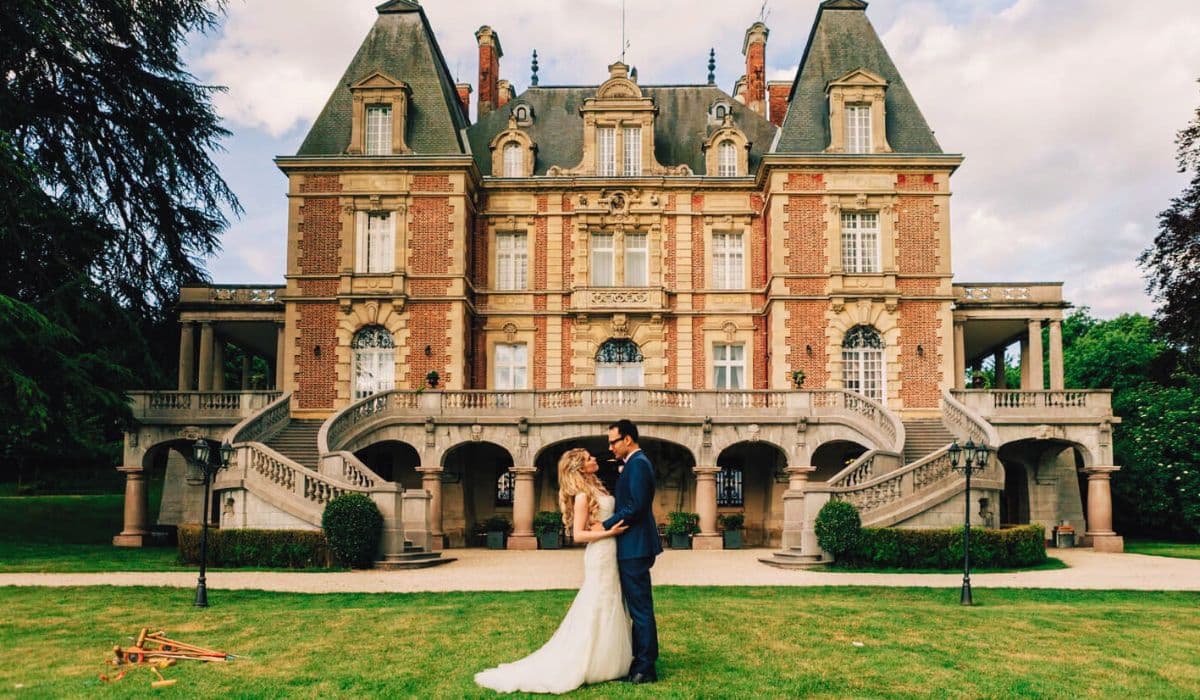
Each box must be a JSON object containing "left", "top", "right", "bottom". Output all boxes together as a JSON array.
[
  {"left": 178, "top": 526, "right": 333, "bottom": 569},
  {"left": 836, "top": 524, "right": 1046, "bottom": 569}
]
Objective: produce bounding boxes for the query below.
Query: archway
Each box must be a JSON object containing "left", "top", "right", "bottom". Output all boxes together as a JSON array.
[
  {"left": 442, "top": 442, "right": 514, "bottom": 547},
  {"left": 144, "top": 438, "right": 219, "bottom": 530},
  {"left": 353, "top": 440, "right": 420, "bottom": 488},
  {"left": 997, "top": 439, "right": 1092, "bottom": 535},
  {"left": 534, "top": 437, "right": 615, "bottom": 518},
  {"left": 715, "top": 441, "right": 789, "bottom": 546},
  {"left": 811, "top": 440, "right": 870, "bottom": 483}
]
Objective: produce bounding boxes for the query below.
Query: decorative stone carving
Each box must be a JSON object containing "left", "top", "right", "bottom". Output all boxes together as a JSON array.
[
  {"left": 611, "top": 313, "right": 630, "bottom": 338},
  {"left": 471, "top": 423, "right": 482, "bottom": 441}
]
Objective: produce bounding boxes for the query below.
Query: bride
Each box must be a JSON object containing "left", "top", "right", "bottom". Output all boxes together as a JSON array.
[{"left": 474, "top": 448, "right": 632, "bottom": 694}]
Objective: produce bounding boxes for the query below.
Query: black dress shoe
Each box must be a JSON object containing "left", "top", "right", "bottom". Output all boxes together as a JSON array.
[{"left": 626, "top": 672, "right": 657, "bottom": 684}]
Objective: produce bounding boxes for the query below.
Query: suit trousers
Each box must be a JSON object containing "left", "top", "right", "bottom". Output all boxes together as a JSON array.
[{"left": 617, "top": 555, "right": 658, "bottom": 676}]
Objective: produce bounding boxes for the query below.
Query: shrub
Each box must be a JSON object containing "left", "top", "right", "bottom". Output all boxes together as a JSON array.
[
  {"left": 814, "top": 500, "right": 862, "bottom": 556},
  {"left": 838, "top": 524, "right": 1046, "bottom": 569},
  {"left": 484, "top": 515, "right": 513, "bottom": 534},
  {"left": 665, "top": 511, "right": 700, "bottom": 538},
  {"left": 177, "top": 526, "right": 332, "bottom": 569},
  {"left": 321, "top": 493, "right": 383, "bottom": 569},
  {"left": 533, "top": 511, "right": 563, "bottom": 536},
  {"left": 718, "top": 513, "right": 745, "bottom": 531}
]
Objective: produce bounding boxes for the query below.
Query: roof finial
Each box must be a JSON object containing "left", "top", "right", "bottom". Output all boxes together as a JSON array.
[
  {"left": 707, "top": 48, "right": 716, "bottom": 85},
  {"left": 530, "top": 49, "right": 539, "bottom": 86}
]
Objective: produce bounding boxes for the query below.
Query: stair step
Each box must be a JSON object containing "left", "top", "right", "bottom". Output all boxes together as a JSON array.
[
  {"left": 375, "top": 552, "right": 457, "bottom": 570},
  {"left": 758, "top": 549, "right": 832, "bottom": 570}
]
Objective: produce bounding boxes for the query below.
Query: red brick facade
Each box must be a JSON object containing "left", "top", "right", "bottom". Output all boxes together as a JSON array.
[
  {"left": 406, "top": 303, "right": 452, "bottom": 388},
  {"left": 896, "top": 173, "right": 938, "bottom": 192},
  {"left": 295, "top": 302, "right": 337, "bottom": 409},
  {"left": 534, "top": 316, "right": 547, "bottom": 388},
  {"left": 896, "top": 196, "right": 939, "bottom": 275},
  {"left": 297, "top": 198, "right": 342, "bottom": 275},
  {"left": 409, "top": 197, "right": 454, "bottom": 275},
  {"left": 664, "top": 318, "right": 677, "bottom": 389},
  {"left": 534, "top": 194, "right": 548, "bottom": 311},
  {"left": 784, "top": 195, "right": 826, "bottom": 274},
  {"left": 691, "top": 194, "right": 705, "bottom": 310},
  {"left": 784, "top": 301, "right": 830, "bottom": 389},
  {"left": 560, "top": 316, "right": 573, "bottom": 388},
  {"left": 897, "top": 301, "right": 943, "bottom": 407},
  {"left": 784, "top": 173, "right": 824, "bottom": 191}
]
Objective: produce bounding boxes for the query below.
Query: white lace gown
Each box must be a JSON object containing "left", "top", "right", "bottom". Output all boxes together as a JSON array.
[{"left": 475, "top": 495, "right": 633, "bottom": 694}]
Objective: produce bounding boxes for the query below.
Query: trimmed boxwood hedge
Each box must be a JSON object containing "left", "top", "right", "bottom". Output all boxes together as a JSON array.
[
  {"left": 837, "top": 524, "right": 1047, "bottom": 569},
  {"left": 178, "top": 526, "right": 332, "bottom": 569},
  {"left": 322, "top": 493, "right": 384, "bottom": 568}
]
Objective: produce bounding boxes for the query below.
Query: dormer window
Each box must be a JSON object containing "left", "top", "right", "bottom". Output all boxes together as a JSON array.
[
  {"left": 488, "top": 115, "right": 537, "bottom": 177},
  {"left": 845, "top": 104, "right": 871, "bottom": 154},
  {"left": 365, "top": 105, "right": 392, "bottom": 155},
  {"left": 513, "top": 104, "right": 531, "bottom": 123},
  {"left": 826, "top": 68, "right": 891, "bottom": 154},
  {"left": 346, "top": 72, "right": 410, "bottom": 156},
  {"left": 597, "top": 127, "right": 617, "bottom": 176},
  {"left": 717, "top": 140, "right": 738, "bottom": 176},
  {"left": 703, "top": 115, "right": 749, "bottom": 177},
  {"left": 714, "top": 104, "right": 728, "bottom": 120},
  {"left": 502, "top": 142, "right": 522, "bottom": 177}
]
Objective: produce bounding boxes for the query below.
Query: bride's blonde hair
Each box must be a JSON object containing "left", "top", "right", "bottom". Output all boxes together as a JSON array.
[{"left": 557, "top": 448, "right": 607, "bottom": 530}]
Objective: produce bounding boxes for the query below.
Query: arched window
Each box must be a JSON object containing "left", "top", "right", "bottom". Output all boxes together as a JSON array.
[
  {"left": 842, "top": 325, "right": 885, "bottom": 402},
  {"left": 717, "top": 140, "right": 738, "bottom": 177},
  {"left": 714, "top": 104, "right": 728, "bottom": 120},
  {"left": 496, "top": 471, "right": 515, "bottom": 506},
  {"left": 595, "top": 338, "right": 644, "bottom": 387},
  {"left": 716, "top": 465, "right": 743, "bottom": 507},
  {"left": 502, "top": 142, "right": 523, "bottom": 177},
  {"left": 514, "top": 105, "right": 529, "bottom": 122},
  {"left": 352, "top": 326, "right": 395, "bottom": 400}
]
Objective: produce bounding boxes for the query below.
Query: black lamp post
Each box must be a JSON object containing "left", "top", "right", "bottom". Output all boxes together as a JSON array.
[
  {"left": 189, "top": 438, "right": 234, "bottom": 608},
  {"left": 948, "top": 438, "right": 991, "bottom": 606}
]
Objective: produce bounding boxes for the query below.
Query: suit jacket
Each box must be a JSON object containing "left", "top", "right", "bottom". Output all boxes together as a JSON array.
[{"left": 603, "top": 450, "right": 663, "bottom": 561}]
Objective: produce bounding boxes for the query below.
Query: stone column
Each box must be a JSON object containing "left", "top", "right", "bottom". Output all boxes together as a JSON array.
[
  {"left": 417, "top": 467, "right": 445, "bottom": 551},
  {"left": 953, "top": 321, "right": 966, "bottom": 390},
  {"left": 1026, "top": 319, "right": 1044, "bottom": 390},
  {"left": 780, "top": 465, "right": 815, "bottom": 550},
  {"left": 197, "top": 322, "right": 214, "bottom": 391},
  {"left": 241, "top": 354, "right": 252, "bottom": 391},
  {"left": 1048, "top": 319, "right": 1064, "bottom": 391},
  {"left": 274, "top": 323, "right": 286, "bottom": 390},
  {"left": 693, "top": 466, "right": 721, "bottom": 550},
  {"left": 178, "top": 322, "right": 195, "bottom": 390},
  {"left": 507, "top": 466, "right": 538, "bottom": 550},
  {"left": 1083, "top": 466, "right": 1124, "bottom": 552},
  {"left": 112, "top": 466, "right": 149, "bottom": 547},
  {"left": 212, "top": 338, "right": 226, "bottom": 391},
  {"left": 1019, "top": 337, "right": 1030, "bottom": 389},
  {"left": 993, "top": 348, "right": 1007, "bottom": 389}
]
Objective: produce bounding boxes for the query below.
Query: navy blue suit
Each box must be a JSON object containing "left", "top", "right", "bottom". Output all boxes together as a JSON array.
[{"left": 603, "top": 449, "right": 661, "bottom": 678}]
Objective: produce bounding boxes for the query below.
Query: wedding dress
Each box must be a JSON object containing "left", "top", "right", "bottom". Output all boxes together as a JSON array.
[{"left": 475, "top": 494, "right": 633, "bottom": 694}]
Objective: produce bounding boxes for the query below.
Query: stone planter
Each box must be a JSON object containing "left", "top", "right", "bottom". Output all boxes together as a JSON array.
[
  {"left": 722, "top": 530, "right": 743, "bottom": 550},
  {"left": 538, "top": 531, "right": 562, "bottom": 550},
  {"left": 486, "top": 531, "right": 507, "bottom": 550},
  {"left": 669, "top": 533, "right": 692, "bottom": 549}
]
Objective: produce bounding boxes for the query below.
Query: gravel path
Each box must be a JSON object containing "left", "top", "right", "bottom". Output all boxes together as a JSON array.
[{"left": 1, "top": 548, "right": 1198, "bottom": 594}]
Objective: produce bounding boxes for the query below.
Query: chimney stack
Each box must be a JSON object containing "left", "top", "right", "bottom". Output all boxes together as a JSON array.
[
  {"left": 742, "top": 22, "right": 769, "bottom": 116},
  {"left": 767, "top": 80, "right": 790, "bottom": 127},
  {"left": 475, "top": 26, "right": 503, "bottom": 119},
  {"left": 497, "top": 79, "right": 513, "bottom": 108},
  {"left": 455, "top": 82, "right": 473, "bottom": 123}
]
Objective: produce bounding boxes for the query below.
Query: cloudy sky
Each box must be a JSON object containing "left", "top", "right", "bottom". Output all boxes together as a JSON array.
[{"left": 187, "top": 0, "right": 1200, "bottom": 318}]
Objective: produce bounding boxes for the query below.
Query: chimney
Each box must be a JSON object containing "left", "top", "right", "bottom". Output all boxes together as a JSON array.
[
  {"left": 497, "top": 79, "right": 513, "bottom": 108},
  {"left": 475, "top": 26, "right": 503, "bottom": 118},
  {"left": 733, "top": 76, "right": 747, "bottom": 104},
  {"left": 742, "top": 21, "right": 769, "bottom": 116},
  {"left": 767, "top": 80, "right": 790, "bottom": 127}
]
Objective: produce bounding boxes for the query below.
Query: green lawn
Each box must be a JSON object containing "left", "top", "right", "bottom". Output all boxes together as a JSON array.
[
  {"left": 1126, "top": 540, "right": 1200, "bottom": 561},
  {"left": 0, "top": 586, "right": 1198, "bottom": 697}
]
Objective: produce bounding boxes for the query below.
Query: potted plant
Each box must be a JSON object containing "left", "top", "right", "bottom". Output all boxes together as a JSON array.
[
  {"left": 426, "top": 370, "right": 440, "bottom": 389},
  {"left": 719, "top": 513, "right": 745, "bottom": 549},
  {"left": 470, "top": 521, "right": 488, "bottom": 547},
  {"left": 483, "top": 515, "right": 511, "bottom": 550},
  {"left": 665, "top": 511, "right": 700, "bottom": 549},
  {"left": 534, "top": 511, "right": 564, "bottom": 549},
  {"left": 790, "top": 369, "right": 806, "bottom": 389}
]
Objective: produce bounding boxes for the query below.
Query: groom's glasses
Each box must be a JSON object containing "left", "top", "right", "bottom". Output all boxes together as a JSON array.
[{"left": 608, "top": 437, "right": 625, "bottom": 446}]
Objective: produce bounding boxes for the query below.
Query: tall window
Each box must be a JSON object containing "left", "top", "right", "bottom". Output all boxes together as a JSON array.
[
  {"left": 716, "top": 466, "right": 744, "bottom": 507},
  {"left": 495, "top": 232, "right": 527, "bottom": 290},
  {"left": 846, "top": 104, "right": 871, "bottom": 154},
  {"left": 590, "top": 232, "right": 615, "bottom": 286},
  {"left": 624, "top": 232, "right": 648, "bottom": 286},
  {"left": 842, "top": 325, "right": 885, "bottom": 402},
  {"left": 623, "top": 126, "right": 642, "bottom": 176},
  {"left": 712, "top": 232, "right": 744, "bottom": 289},
  {"left": 352, "top": 326, "right": 395, "bottom": 400},
  {"left": 365, "top": 105, "right": 392, "bottom": 155},
  {"left": 356, "top": 212, "right": 394, "bottom": 273},
  {"left": 841, "top": 212, "right": 880, "bottom": 273},
  {"left": 717, "top": 140, "right": 738, "bottom": 177},
  {"left": 595, "top": 338, "right": 644, "bottom": 387},
  {"left": 494, "top": 343, "right": 527, "bottom": 390},
  {"left": 502, "top": 142, "right": 523, "bottom": 177},
  {"left": 597, "top": 127, "right": 616, "bottom": 176},
  {"left": 713, "top": 343, "right": 746, "bottom": 390}
]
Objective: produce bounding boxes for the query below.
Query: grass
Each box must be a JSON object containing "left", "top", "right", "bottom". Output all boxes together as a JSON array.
[
  {"left": 0, "top": 586, "right": 1198, "bottom": 697},
  {"left": 1126, "top": 540, "right": 1200, "bottom": 561}
]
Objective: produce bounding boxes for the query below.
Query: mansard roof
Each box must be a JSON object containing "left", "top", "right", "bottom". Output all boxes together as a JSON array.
[
  {"left": 776, "top": 0, "right": 942, "bottom": 154},
  {"left": 467, "top": 85, "right": 778, "bottom": 176},
  {"left": 296, "top": 2, "right": 468, "bottom": 156}
]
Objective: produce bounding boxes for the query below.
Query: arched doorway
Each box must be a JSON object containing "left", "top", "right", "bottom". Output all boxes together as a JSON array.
[
  {"left": 145, "top": 438, "right": 218, "bottom": 529},
  {"left": 715, "top": 441, "right": 789, "bottom": 546},
  {"left": 442, "top": 442, "right": 514, "bottom": 547},
  {"left": 996, "top": 439, "right": 1092, "bottom": 535},
  {"left": 534, "top": 437, "right": 616, "bottom": 518},
  {"left": 811, "top": 440, "right": 870, "bottom": 483},
  {"left": 353, "top": 440, "right": 420, "bottom": 488},
  {"left": 351, "top": 325, "right": 395, "bottom": 399}
]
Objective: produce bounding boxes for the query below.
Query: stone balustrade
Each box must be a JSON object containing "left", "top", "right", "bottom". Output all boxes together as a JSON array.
[
  {"left": 951, "top": 390, "right": 1112, "bottom": 419},
  {"left": 129, "top": 391, "right": 282, "bottom": 423}
]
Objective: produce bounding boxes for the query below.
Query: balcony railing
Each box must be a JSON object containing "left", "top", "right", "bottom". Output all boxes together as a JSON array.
[
  {"left": 129, "top": 391, "right": 282, "bottom": 423},
  {"left": 951, "top": 390, "right": 1112, "bottom": 418}
]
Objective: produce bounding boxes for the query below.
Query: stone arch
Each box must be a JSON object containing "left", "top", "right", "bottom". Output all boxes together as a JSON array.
[
  {"left": 714, "top": 441, "right": 789, "bottom": 546},
  {"left": 827, "top": 302, "right": 900, "bottom": 405},
  {"left": 441, "top": 441, "right": 515, "bottom": 546},
  {"left": 810, "top": 439, "right": 870, "bottom": 483},
  {"left": 352, "top": 439, "right": 421, "bottom": 488},
  {"left": 335, "top": 301, "right": 407, "bottom": 401},
  {"left": 142, "top": 437, "right": 218, "bottom": 529},
  {"left": 996, "top": 438, "right": 1093, "bottom": 534},
  {"left": 533, "top": 436, "right": 615, "bottom": 516}
]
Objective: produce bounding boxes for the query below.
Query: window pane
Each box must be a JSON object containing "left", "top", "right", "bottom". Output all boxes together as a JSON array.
[
  {"left": 591, "top": 233, "right": 614, "bottom": 286},
  {"left": 623, "top": 127, "right": 641, "bottom": 176},
  {"left": 624, "top": 233, "right": 647, "bottom": 286},
  {"left": 503, "top": 143, "right": 522, "bottom": 177},
  {"left": 597, "top": 127, "right": 616, "bottom": 176},
  {"left": 712, "top": 233, "right": 743, "bottom": 289},
  {"left": 367, "top": 213, "right": 392, "bottom": 273},
  {"left": 718, "top": 140, "right": 737, "bottom": 177},
  {"left": 496, "top": 232, "right": 527, "bottom": 290},
  {"left": 366, "top": 106, "right": 391, "bottom": 156},
  {"left": 846, "top": 105, "right": 871, "bottom": 154}
]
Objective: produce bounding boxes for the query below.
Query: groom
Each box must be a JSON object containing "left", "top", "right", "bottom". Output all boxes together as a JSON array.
[{"left": 602, "top": 419, "right": 662, "bottom": 684}]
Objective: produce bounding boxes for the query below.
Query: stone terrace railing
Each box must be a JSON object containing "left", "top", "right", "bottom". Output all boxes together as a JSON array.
[
  {"left": 228, "top": 392, "right": 292, "bottom": 444},
  {"left": 952, "top": 390, "right": 1113, "bottom": 420},
  {"left": 942, "top": 389, "right": 1000, "bottom": 446},
  {"left": 812, "top": 445, "right": 961, "bottom": 524},
  {"left": 321, "top": 388, "right": 906, "bottom": 455},
  {"left": 129, "top": 391, "right": 281, "bottom": 423}
]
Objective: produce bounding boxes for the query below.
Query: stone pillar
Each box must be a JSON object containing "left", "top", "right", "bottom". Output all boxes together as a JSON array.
[
  {"left": 508, "top": 466, "right": 537, "bottom": 550},
  {"left": 197, "top": 322, "right": 214, "bottom": 391},
  {"left": 993, "top": 348, "right": 1007, "bottom": 389},
  {"left": 693, "top": 466, "right": 721, "bottom": 550},
  {"left": 274, "top": 323, "right": 286, "bottom": 390},
  {"left": 1048, "top": 319, "right": 1064, "bottom": 391},
  {"left": 780, "top": 466, "right": 815, "bottom": 550},
  {"left": 418, "top": 467, "right": 445, "bottom": 551},
  {"left": 953, "top": 321, "right": 966, "bottom": 390},
  {"left": 1083, "top": 466, "right": 1124, "bottom": 552},
  {"left": 113, "top": 466, "right": 149, "bottom": 547},
  {"left": 1019, "top": 337, "right": 1030, "bottom": 389},
  {"left": 178, "top": 322, "right": 195, "bottom": 390},
  {"left": 1026, "top": 319, "right": 1044, "bottom": 390},
  {"left": 212, "top": 338, "right": 226, "bottom": 391}
]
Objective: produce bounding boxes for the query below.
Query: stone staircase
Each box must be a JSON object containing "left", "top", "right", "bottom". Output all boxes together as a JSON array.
[
  {"left": 902, "top": 419, "right": 956, "bottom": 464},
  {"left": 264, "top": 419, "right": 323, "bottom": 469},
  {"left": 376, "top": 543, "right": 457, "bottom": 570}
]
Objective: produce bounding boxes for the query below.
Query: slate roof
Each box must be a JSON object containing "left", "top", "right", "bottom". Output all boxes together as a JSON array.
[
  {"left": 776, "top": 0, "right": 942, "bottom": 154},
  {"left": 466, "top": 86, "right": 779, "bottom": 176},
  {"left": 296, "top": 1, "right": 467, "bottom": 156}
]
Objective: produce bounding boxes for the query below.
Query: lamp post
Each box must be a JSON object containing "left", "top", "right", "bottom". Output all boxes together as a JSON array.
[
  {"left": 189, "top": 438, "right": 234, "bottom": 608},
  {"left": 948, "top": 438, "right": 991, "bottom": 606}
]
